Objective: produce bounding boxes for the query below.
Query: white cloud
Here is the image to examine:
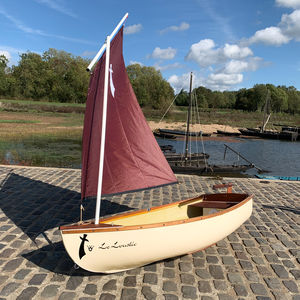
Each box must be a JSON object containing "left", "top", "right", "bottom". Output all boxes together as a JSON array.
[
  {"left": 248, "top": 9, "right": 300, "bottom": 46},
  {"left": 280, "top": 9, "right": 300, "bottom": 41},
  {"left": 168, "top": 73, "right": 203, "bottom": 93},
  {"left": 223, "top": 60, "right": 249, "bottom": 74},
  {"left": 186, "top": 40, "right": 253, "bottom": 67},
  {"left": 185, "top": 39, "right": 223, "bottom": 67},
  {"left": 249, "top": 26, "right": 290, "bottom": 46},
  {"left": 160, "top": 22, "right": 190, "bottom": 34},
  {"left": 206, "top": 73, "right": 243, "bottom": 90},
  {"left": 124, "top": 24, "right": 142, "bottom": 35},
  {"left": 276, "top": 0, "right": 300, "bottom": 9},
  {"left": 168, "top": 71, "right": 244, "bottom": 92},
  {"left": 151, "top": 47, "right": 177, "bottom": 60},
  {"left": 223, "top": 57, "right": 262, "bottom": 74},
  {"left": 129, "top": 61, "right": 144, "bottom": 66},
  {"left": 223, "top": 44, "right": 253, "bottom": 59},
  {"left": 184, "top": 38, "right": 262, "bottom": 90},
  {"left": 0, "top": 50, "right": 11, "bottom": 61},
  {"left": 35, "top": 0, "right": 77, "bottom": 18}
]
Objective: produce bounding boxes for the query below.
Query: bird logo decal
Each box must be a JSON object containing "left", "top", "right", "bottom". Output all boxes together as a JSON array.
[{"left": 79, "top": 234, "right": 89, "bottom": 260}]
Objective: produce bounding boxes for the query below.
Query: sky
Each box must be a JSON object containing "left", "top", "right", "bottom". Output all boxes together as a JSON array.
[{"left": 0, "top": 0, "right": 300, "bottom": 92}]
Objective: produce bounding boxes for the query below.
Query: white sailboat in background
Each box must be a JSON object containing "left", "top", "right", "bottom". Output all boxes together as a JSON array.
[{"left": 60, "top": 13, "right": 253, "bottom": 273}]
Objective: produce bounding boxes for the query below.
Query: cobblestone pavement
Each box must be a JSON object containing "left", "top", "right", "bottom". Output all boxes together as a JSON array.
[{"left": 0, "top": 165, "right": 299, "bottom": 300}]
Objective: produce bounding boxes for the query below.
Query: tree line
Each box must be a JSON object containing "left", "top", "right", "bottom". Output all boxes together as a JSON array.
[
  {"left": 176, "top": 84, "right": 300, "bottom": 114},
  {"left": 0, "top": 49, "right": 299, "bottom": 114}
]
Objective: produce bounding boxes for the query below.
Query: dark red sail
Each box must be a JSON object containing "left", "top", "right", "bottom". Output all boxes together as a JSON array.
[{"left": 81, "top": 27, "right": 177, "bottom": 199}]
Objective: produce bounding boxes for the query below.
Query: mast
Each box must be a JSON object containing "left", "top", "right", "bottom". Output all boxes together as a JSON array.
[
  {"left": 94, "top": 35, "right": 110, "bottom": 225},
  {"left": 261, "top": 90, "right": 271, "bottom": 133},
  {"left": 184, "top": 72, "right": 193, "bottom": 165},
  {"left": 90, "top": 13, "right": 129, "bottom": 224}
]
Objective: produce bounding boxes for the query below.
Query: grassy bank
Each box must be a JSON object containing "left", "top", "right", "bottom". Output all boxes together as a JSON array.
[
  {"left": 143, "top": 106, "right": 300, "bottom": 129},
  {"left": 0, "top": 99, "right": 299, "bottom": 168}
]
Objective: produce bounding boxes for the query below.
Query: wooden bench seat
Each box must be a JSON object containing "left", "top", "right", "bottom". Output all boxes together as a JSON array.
[{"left": 189, "top": 201, "right": 238, "bottom": 209}]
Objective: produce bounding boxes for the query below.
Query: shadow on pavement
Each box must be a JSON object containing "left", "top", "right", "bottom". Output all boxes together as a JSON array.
[{"left": 0, "top": 171, "right": 132, "bottom": 275}]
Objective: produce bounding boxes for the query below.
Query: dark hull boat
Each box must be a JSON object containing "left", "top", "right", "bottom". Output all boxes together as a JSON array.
[
  {"left": 258, "top": 130, "right": 298, "bottom": 141},
  {"left": 153, "top": 129, "right": 176, "bottom": 139},
  {"left": 239, "top": 128, "right": 298, "bottom": 141},
  {"left": 239, "top": 128, "right": 260, "bottom": 136},
  {"left": 158, "top": 128, "right": 201, "bottom": 137},
  {"left": 217, "top": 130, "right": 241, "bottom": 137},
  {"left": 164, "top": 152, "right": 209, "bottom": 162},
  {"left": 157, "top": 128, "right": 211, "bottom": 138},
  {"left": 170, "top": 162, "right": 252, "bottom": 175},
  {"left": 160, "top": 145, "right": 175, "bottom": 153}
]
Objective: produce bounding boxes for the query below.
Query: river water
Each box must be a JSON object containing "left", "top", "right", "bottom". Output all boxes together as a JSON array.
[
  {"left": 1, "top": 136, "right": 299, "bottom": 177},
  {"left": 156, "top": 137, "right": 300, "bottom": 177}
]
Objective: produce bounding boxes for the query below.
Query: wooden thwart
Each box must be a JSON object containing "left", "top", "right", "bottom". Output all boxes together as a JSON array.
[{"left": 189, "top": 201, "right": 237, "bottom": 209}]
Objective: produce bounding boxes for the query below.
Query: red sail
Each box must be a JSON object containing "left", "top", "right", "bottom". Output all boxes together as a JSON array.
[{"left": 81, "top": 27, "right": 177, "bottom": 199}]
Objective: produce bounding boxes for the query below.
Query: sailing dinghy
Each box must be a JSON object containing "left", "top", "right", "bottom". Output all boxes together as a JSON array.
[{"left": 60, "top": 13, "right": 253, "bottom": 273}]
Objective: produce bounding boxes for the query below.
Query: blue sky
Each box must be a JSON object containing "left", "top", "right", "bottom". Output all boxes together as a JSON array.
[{"left": 0, "top": 0, "right": 300, "bottom": 92}]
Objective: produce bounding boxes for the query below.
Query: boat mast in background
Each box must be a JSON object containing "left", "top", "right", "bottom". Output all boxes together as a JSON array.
[
  {"left": 261, "top": 90, "right": 271, "bottom": 133},
  {"left": 184, "top": 72, "right": 193, "bottom": 164}
]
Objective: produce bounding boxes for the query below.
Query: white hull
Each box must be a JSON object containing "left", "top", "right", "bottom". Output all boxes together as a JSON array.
[{"left": 60, "top": 193, "right": 252, "bottom": 273}]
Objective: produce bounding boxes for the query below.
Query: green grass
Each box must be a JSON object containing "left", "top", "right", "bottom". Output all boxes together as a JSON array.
[
  {"left": 0, "top": 119, "right": 40, "bottom": 124},
  {"left": 144, "top": 107, "right": 300, "bottom": 129},
  {"left": 0, "top": 98, "right": 85, "bottom": 107},
  {"left": 0, "top": 134, "right": 82, "bottom": 168}
]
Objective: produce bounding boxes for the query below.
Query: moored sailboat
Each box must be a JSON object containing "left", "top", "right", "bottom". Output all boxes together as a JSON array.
[{"left": 60, "top": 14, "right": 253, "bottom": 273}]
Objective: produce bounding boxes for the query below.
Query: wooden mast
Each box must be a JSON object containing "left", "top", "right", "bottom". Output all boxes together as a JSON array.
[{"left": 184, "top": 72, "right": 193, "bottom": 165}]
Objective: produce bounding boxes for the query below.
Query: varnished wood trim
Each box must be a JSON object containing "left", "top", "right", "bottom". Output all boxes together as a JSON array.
[{"left": 60, "top": 193, "right": 253, "bottom": 234}]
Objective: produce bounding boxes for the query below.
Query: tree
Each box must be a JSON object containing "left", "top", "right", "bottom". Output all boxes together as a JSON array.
[
  {"left": 194, "top": 86, "right": 212, "bottom": 108},
  {"left": 12, "top": 52, "right": 47, "bottom": 99},
  {"left": 0, "top": 55, "right": 8, "bottom": 96},
  {"left": 126, "top": 64, "right": 174, "bottom": 109},
  {"left": 175, "top": 90, "right": 189, "bottom": 106},
  {"left": 253, "top": 84, "right": 268, "bottom": 111},
  {"left": 285, "top": 86, "right": 300, "bottom": 114},
  {"left": 43, "top": 48, "right": 90, "bottom": 103},
  {"left": 267, "top": 84, "right": 288, "bottom": 112}
]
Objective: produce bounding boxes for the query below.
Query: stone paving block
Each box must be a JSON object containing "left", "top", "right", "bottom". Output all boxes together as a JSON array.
[
  {"left": 0, "top": 282, "right": 19, "bottom": 297},
  {"left": 16, "top": 287, "right": 39, "bottom": 300},
  {"left": 40, "top": 284, "right": 59, "bottom": 298},
  {"left": 120, "top": 288, "right": 137, "bottom": 300},
  {"left": 180, "top": 273, "right": 195, "bottom": 285},
  {"left": 143, "top": 273, "right": 158, "bottom": 284},
  {"left": 99, "top": 294, "right": 116, "bottom": 300},
  {"left": 198, "top": 280, "right": 212, "bottom": 293},
  {"left": 83, "top": 283, "right": 97, "bottom": 295},
  {"left": 142, "top": 286, "right": 157, "bottom": 300},
  {"left": 103, "top": 279, "right": 117, "bottom": 291},
  {"left": 163, "top": 281, "right": 177, "bottom": 292},
  {"left": 250, "top": 283, "right": 268, "bottom": 295},
  {"left": 283, "top": 280, "right": 299, "bottom": 293}
]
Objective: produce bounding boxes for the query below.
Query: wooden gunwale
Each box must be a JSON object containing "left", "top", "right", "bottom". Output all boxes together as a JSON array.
[{"left": 60, "top": 193, "right": 252, "bottom": 234}]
